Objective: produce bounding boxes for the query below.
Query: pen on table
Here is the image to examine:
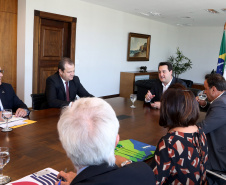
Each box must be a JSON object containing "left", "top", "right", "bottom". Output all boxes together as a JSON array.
[{"left": 58, "top": 168, "right": 67, "bottom": 185}]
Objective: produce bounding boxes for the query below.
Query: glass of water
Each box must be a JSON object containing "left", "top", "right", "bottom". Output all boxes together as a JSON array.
[
  {"left": 0, "top": 147, "right": 10, "bottom": 184},
  {"left": 198, "top": 91, "right": 207, "bottom": 101},
  {"left": 130, "top": 94, "right": 137, "bottom": 108},
  {"left": 2, "top": 109, "right": 13, "bottom": 132}
]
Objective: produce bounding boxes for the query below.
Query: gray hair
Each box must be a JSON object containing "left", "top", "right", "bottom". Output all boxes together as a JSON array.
[{"left": 57, "top": 97, "right": 119, "bottom": 167}]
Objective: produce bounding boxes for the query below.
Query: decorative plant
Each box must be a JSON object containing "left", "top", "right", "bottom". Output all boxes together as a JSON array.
[{"left": 167, "top": 47, "right": 192, "bottom": 78}]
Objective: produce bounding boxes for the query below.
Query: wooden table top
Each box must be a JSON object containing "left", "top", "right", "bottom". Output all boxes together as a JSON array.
[{"left": 0, "top": 97, "right": 206, "bottom": 181}]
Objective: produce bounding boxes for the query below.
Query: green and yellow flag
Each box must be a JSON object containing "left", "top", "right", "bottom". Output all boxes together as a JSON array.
[{"left": 216, "top": 23, "right": 226, "bottom": 76}]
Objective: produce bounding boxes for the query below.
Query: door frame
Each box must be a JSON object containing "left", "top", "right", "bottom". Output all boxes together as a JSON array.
[{"left": 33, "top": 10, "right": 76, "bottom": 94}]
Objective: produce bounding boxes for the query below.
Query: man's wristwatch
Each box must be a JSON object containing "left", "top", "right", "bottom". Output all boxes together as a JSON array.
[{"left": 121, "top": 160, "right": 132, "bottom": 167}]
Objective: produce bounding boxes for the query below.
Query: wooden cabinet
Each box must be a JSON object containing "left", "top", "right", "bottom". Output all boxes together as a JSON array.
[
  {"left": 120, "top": 71, "right": 158, "bottom": 98},
  {"left": 0, "top": 0, "right": 17, "bottom": 91},
  {"left": 192, "top": 83, "right": 204, "bottom": 90}
]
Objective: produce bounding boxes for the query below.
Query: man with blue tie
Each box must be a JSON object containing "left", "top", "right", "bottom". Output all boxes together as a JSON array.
[
  {"left": 0, "top": 67, "right": 29, "bottom": 117},
  {"left": 45, "top": 58, "right": 93, "bottom": 108}
]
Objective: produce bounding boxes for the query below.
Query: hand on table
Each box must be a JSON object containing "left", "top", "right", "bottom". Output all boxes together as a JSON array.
[
  {"left": 55, "top": 171, "right": 77, "bottom": 185},
  {"left": 15, "top": 108, "right": 27, "bottom": 117},
  {"left": 145, "top": 90, "right": 155, "bottom": 101},
  {"left": 115, "top": 155, "right": 131, "bottom": 167},
  {"left": 150, "top": 101, "right": 161, "bottom": 109}
]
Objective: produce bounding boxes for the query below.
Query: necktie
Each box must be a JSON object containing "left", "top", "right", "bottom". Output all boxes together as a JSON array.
[{"left": 65, "top": 82, "right": 70, "bottom": 101}]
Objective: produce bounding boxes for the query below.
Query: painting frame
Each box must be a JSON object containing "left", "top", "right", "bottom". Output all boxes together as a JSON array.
[{"left": 127, "top": 32, "right": 151, "bottom": 61}]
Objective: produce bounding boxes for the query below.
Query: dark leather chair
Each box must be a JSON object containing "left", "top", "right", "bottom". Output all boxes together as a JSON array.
[
  {"left": 206, "top": 169, "right": 226, "bottom": 184},
  {"left": 180, "top": 78, "right": 193, "bottom": 88},
  {"left": 30, "top": 93, "right": 49, "bottom": 110}
]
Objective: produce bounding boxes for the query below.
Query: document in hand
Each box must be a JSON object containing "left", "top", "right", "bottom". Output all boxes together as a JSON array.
[
  {"left": 115, "top": 139, "right": 156, "bottom": 162},
  {"left": 7, "top": 168, "right": 58, "bottom": 185}
]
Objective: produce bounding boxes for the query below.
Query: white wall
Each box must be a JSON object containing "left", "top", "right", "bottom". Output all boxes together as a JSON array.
[
  {"left": 17, "top": 0, "right": 178, "bottom": 107},
  {"left": 177, "top": 26, "right": 223, "bottom": 83},
  {"left": 17, "top": 0, "right": 224, "bottom": 107}
]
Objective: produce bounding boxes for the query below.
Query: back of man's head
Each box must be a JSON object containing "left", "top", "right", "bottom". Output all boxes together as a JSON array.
[
  {"left": 58, "top": 97, "right": 119, "bottom": 167},
  {"left": 58, "top": 57, "right": 74, "bottom": 71},
  {"left": 205, "top": 73, "right": 226, "bottom": 91},
  {"left": 158, "top": 62, "right": 173, "bottom": 72}
]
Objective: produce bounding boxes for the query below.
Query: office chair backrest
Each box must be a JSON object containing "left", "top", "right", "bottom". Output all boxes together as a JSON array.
[{"left": 30, "top": 93, "right": 48, "bottom": 110}]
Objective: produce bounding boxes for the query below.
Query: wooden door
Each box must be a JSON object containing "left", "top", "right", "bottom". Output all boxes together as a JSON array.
[
  {"left": 0, "top": 0, "right": 17, "bottom": 90},
  {"left": 33, "top": 10, "right": 76, "bottom": 94}
]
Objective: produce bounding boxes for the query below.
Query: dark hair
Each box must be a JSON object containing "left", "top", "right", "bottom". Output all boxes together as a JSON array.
[
  {"left": 205, "top": 73, "right": 226, "bottom": 91},
  {"left": 158, "top": 62, "right": 173, "bottom": 72},
  {"left": 159, "top": 86, "right": 199, "bottom": 129},
  {"left": 58, "top": 57, "right": 74, "bottom": 71}
]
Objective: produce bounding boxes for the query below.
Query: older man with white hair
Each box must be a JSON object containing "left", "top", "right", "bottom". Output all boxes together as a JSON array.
[{"left": 55, "top": 97, "right": 155, "bottom": 185}]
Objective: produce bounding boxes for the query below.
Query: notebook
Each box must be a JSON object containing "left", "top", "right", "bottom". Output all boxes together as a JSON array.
[{"left": 115, "top": 139, "right": 156, "bottom": 162}]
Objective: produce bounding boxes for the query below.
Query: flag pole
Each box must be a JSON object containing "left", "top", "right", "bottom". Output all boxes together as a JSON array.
[{"left": 216, "top": 23, "right": 226, "bottom": 75}]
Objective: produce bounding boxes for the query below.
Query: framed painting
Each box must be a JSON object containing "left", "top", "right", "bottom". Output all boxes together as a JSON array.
[{"left": 127, "top": 33, "right": 151, "bottom": 61}]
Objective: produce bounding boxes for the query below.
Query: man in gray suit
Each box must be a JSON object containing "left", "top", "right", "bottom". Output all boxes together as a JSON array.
[{"left": 197, "top": 73, "right": 226, "bottom": 172}]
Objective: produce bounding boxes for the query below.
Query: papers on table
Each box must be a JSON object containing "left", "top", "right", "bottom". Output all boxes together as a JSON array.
[
  {"left": 0, "top": 116, "right": 36, "bottom": 129},
  {"left": 0, "top": 115, "right": 24, "bottom": 123},
  {"left": 0, "top": 116, "right": 25, "bottom": 128},
  {"left": 7, "top": 168, "right": 59, "bottom": 185}
]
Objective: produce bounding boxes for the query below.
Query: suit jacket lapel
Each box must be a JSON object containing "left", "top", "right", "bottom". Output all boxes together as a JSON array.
[
  {"left": 0, "top": 85, "right": 6, "bottom": 109},
  {"left": 71, "top": 163, "right": 118, "bottom": 184},
  {"left": 57, "top": 73, "right": 67, "bottom": 100}
]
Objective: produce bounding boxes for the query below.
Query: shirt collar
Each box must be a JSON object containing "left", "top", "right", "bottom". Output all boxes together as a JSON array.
[
  {"left": 76, "top": 166, "right": 88, "bottom": 175},
  {"left": 60, "top": 76, "right": 66, "bottom": 84},
  {"left": 162, "top": 77, "right": 173, "bottom": 89},
  {"left": 210, "top": 91, "right": 225, "bottom": 104}
]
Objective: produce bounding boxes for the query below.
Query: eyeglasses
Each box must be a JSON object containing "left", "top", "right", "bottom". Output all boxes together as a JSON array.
[{"left": 0, "top": 70, "right": 4, "bottom": 73}]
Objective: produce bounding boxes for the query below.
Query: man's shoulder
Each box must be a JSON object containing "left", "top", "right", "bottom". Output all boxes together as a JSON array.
[
  {"left": 172, "top": 77, "right": 187, "bottom": 87},
  {"left": 73, "top": 162, "right": 154, "bottom": 185},
  {"left": 212, "top": 92, "right": 226, "bottom": 106},
  {"left": 1, "top": 83, "right": 13, "bottom": 89},
  {"left": 70, "top": 76, "right": 80, "bottom": 84},
  {"left": 47, "top": 72, "right": 59, "bottom": 80},
  {"left": 72, "top": 75, "right": 79, "bottom": 80}
]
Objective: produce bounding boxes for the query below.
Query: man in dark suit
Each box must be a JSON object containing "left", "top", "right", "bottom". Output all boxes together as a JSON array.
[
  {"left": 145, "top": 62, "right": 187, "bottom": 109},
  {"left": 45, "top": 58, "right": 93, "bottom": 108},
  {"left": 55, "top": 97, "right": 155, "bottom": 185},
  {"left": 197, "top": 73, "right": 226, "bottom": 172},
  {"left": 0, "top": 67, "right": 29, "bottom": 117}
]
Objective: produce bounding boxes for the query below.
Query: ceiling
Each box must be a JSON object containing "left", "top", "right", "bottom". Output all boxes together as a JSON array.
[{"left": 81, "top": 0, "right": 226, "bottom": 27}]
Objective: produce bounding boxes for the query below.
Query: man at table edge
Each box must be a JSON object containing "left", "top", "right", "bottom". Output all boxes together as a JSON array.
[
  {"left": 0, "top": 67, "right": 29, "bottom": 117},
  {"left": 197, "top": 73, "right": 226, "bottom": 172}
]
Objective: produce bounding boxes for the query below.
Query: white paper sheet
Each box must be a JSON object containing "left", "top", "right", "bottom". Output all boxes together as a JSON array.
[{"left": 0, "top": 116, "right": 26, "bottom": 128}]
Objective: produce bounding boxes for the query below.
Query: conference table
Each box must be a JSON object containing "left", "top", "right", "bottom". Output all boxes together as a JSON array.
[{"left": 0, "top": 97, "right": 206, "bottom": 182}]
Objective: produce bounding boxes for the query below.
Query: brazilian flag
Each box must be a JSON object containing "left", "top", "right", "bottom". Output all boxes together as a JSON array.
[{"left": 216, "top": 24, "right": 226, "bottom": 75}]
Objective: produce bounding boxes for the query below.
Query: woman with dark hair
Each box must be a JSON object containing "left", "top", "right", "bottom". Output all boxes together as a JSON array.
[{"left": 150, "top": 84, "right": 208, "bottom": 184}]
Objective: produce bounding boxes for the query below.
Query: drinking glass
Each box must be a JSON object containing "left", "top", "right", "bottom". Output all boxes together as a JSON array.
[
  {"left": 130, "top": 94, "right": 137, "bottom": 108},
  {"left": 0, "top": 147, "right": 10, "bottom": 184},
  {"left": 198, "top": 91, "right": 207, "bottom": 101},
  {"left": 2, "top": 109, "right": 13, "bottom": 132}
]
